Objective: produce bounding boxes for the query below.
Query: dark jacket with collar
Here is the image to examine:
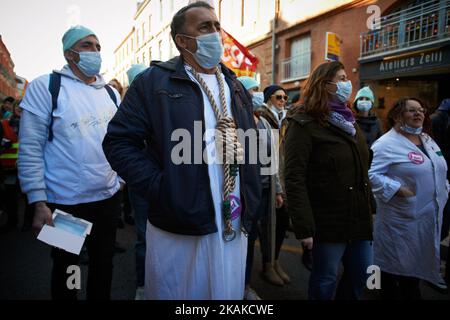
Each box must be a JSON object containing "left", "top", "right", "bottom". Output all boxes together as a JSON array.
[
  {"left": 355, "top": 114, "right": 382, "bottom": 148},
  {"left": 259, "top": 105, "right": 281, "bottom": 130},
  {"left": 258, "top": 104, "right": 287, "bottom": 199},
  {"left": 103, "top": 56, "right": 261, "bottom": 236},
  {"left": 283, "top": 112, "right": 374, "bottom": 242}
]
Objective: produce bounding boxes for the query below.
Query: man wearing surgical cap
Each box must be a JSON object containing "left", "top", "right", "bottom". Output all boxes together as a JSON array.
[
  {"left": 127, "top": 64, "right": 147, "bottom": 86},
  {"left": 17, "top": 25, "right": 123, "bottom": 300}
]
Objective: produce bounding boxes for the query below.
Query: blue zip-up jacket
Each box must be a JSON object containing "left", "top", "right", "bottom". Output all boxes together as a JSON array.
[{"left": 103, "top": 56, "right": 262, "bottom": 236}]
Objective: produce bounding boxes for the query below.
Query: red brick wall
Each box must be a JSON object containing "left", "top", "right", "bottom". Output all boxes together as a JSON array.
[
  {"left": 0, "top": 37, "right": 18, "bottom": 99},
  {"left": 248, "top": 0, "right": 398, "bottom": 98}
]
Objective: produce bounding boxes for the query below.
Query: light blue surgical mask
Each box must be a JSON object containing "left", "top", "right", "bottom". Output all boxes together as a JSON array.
[
  {"left": 400, "top": 124, "right": 423, "bottom": 135},
  {"left": 356, "top": 100, "right": 372, "bottom": 112},
  {"left": 181, "top": 32, "right": 224, "bottom": 69},
  {"left": 331, "top": 80, "right": 352, "bottom": 103},
  {"left": 70, "top": 50, "right": 102, "bottom": 77},
  {"left": 251, "top": 92, "right": 264, "bottom": 110}
]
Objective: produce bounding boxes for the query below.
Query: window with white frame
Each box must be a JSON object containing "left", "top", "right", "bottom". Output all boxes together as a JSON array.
[{"left": 283, "top": 35, "right": 311, "bottom": 81}]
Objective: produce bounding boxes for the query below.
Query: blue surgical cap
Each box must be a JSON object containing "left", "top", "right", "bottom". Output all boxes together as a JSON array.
[
  {"left": 62, "top": 25, "right": 97, "bottom": 52},
  {"left": 237, "top": 76, "right": 260, "bottom": 91},
  {"left": 127, "top": 64, "right": 147, "bottom": 85}
]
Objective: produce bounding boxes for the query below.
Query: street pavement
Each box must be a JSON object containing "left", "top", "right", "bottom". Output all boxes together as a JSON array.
[{"left": 0, "top": 204, "right": 449, "bottom": 300}]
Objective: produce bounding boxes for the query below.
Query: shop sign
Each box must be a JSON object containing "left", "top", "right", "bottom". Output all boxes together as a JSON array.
[
  {"left": 325, "top": 32, "right": 341, "bottom": 61},
  {"left": 379, "top": 50, "right": 444, "bottom": 73},
  {"left": 360, "top": 46, "right": 450, "bottom": 79}
]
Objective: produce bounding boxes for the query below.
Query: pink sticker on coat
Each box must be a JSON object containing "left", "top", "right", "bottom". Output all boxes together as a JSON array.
[{"left": 408, "top": 151, "right": 424, "bottom": 164}]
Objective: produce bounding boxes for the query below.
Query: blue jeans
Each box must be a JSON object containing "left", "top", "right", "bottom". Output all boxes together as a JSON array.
[
  {"left": 309, "top": 241, "right": 373, "bottom": 300},
  {"left": 129, "top": 187, "right": 149, "bottom": 287}
]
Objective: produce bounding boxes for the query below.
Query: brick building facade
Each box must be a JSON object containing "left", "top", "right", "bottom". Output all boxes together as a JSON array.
[
  {"left": 246, "top": 0, "right": 397, "bottom": 99},
  {"left": 244, "top": 0, "right": 450, "bottom": 121},
  {"left": 0, "top": 35, "right": 18, "bottom": 100}
]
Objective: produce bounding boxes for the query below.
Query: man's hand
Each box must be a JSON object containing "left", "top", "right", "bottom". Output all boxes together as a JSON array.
[
  {"left": 395, "top": 186, "right": 415, "bottom": 198},
  {"left": 275, "top": 194, "right": 284, "bottom": 209},
  {"left": 301, "top": 237, "right": 313, "bottom": 250},
  {"left": 119, "top": 182, "right": 126, "bottom": 191},
  {"left": 33, "top": 202, "right": 54, "bottom": 235}
]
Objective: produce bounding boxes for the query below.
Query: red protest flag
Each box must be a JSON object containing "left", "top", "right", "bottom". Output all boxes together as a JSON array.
[{"left": 221, "top": 30, "right": 259, "bottom": 78}]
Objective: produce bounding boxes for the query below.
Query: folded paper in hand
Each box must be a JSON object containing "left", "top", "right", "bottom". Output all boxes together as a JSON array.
[{"left": 37, "top": 209, "right": 93, "bottom": 255}]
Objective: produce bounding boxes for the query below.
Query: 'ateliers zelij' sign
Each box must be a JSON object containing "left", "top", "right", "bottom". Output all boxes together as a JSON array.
[
  {"left": 379, "top": 50, "right": 444, "bottom": 73},
  {"left": 359, "top": 46, "right": 450, "bottom": 80}
]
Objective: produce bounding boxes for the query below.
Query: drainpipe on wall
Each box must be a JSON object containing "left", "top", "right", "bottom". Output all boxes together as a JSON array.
[{"left": 271, "top": 0, "right": 279, "bottom": 84}]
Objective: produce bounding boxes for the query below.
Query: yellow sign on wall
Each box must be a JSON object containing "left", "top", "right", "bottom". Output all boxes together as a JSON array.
[{"left": 325, "top": 32, "right": 341, "bottom": 61}]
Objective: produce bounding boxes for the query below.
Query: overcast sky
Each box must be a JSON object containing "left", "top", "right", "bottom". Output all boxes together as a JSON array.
[{"left": 0, "top": 0, "right": 136, "bottom": 81}]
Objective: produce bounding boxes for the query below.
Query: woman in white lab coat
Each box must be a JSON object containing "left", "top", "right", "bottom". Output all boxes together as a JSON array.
[{"left": 369, "top": 97, "right": 449, "bottom": 300}]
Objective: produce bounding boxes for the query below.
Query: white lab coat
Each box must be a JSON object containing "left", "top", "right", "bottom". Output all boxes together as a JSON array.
[{"left": 369, "top": 128, "right": 449, "bottom": 285}]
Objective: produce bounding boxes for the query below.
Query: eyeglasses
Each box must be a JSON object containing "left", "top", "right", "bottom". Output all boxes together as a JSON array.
[
  {"left": 274, "top": 95, "right": 289, "bottom": 101},
  {"left": 405, "top": 108, "right": 427, "bottom": 114}
]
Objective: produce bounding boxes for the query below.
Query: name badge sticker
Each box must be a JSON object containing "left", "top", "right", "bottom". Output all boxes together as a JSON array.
[{"left": 408, "top": 151, "right": 424, "bottom": 165}]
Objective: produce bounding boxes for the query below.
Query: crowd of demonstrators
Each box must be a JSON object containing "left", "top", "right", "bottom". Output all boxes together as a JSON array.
[
  {"left": 369, "top": 98, "right": 449, "bottom": 299},
  {"left": 17, "top": 25, "right": 123, "bottom": 300},
  {"left": 1, "top": 97, "right": 14, "bottom": 119},
  {"left": 257, "top": 85, "right": 291, "bottom": 286},
  {"left": 103, "top": 1, "right": 261, "bottom": 300},
  {"left": 237, "top": 76, "right": 284, "bottom": 300},
  {"left": 125, "top": 63, "right": 149, "bottom": 300},
  {"left": 284, "top": 61, "right": 374, "bottom": 300},
  {"left": 106, "top": 77, "right": 132, "bottom": 254},
  {"left": 4, "top": 0, "right": 450, "bottom": 302},
  {"left": 0, "top": 97, "right": 20, "bottom": 233},
  {"left": 430, "top": 98, "right": 450, "bottom": 286}
]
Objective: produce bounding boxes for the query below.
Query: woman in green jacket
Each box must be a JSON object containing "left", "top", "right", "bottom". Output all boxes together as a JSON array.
[{"left": 284, "top": 61, "right": 374, "bottom": 300}]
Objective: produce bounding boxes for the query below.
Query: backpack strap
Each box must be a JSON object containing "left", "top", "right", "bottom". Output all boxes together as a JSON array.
[
  {"left": 104, "top": 85, "right": 118, "bottom": 108},
  {"left": 47, "top": 75, "right": 118, "bottom": 142},
  {"left": 48, "top": 72, "right": 61, "bottom": 142}
]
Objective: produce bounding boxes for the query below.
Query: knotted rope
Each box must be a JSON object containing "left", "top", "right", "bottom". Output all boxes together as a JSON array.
[{"left": 187, "top": 65, "right": 244, "bottom": 240}]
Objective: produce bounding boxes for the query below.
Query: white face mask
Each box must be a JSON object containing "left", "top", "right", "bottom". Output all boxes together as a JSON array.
[
  {"left": 330, "top": 80, "right": 352, "bottom": 103},
  {"left": 181, "top": 32, "right": 224, "bottom": 69},
  {"left": 251, "top": 92, "right": 264, "bottom": 110},
  {"left": 70, "top": 50, "right": 102, "bottom": 77},
  {"left": 356, "top": 100, "right": 372, "bottom": 112},
  {"left": 400, "top": 124, "right": 423, "bottom": 135}
]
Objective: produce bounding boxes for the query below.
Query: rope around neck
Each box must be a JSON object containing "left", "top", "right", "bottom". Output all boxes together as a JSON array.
[{"left": 186, "top": 64, "right": 244, "bottom": 241}]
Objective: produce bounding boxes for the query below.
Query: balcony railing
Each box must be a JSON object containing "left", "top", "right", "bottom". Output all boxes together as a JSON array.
[
  {"left": 360, "top": 0, "right": 450, "bottom": 58},
  {"left": 282, "top": 52, "right": 311, "bottom": 82}
]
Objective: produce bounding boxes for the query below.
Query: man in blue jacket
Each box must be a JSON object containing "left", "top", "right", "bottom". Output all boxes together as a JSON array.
[{"left": 103, "top": 1, "right": 261, "bottom": 299}]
